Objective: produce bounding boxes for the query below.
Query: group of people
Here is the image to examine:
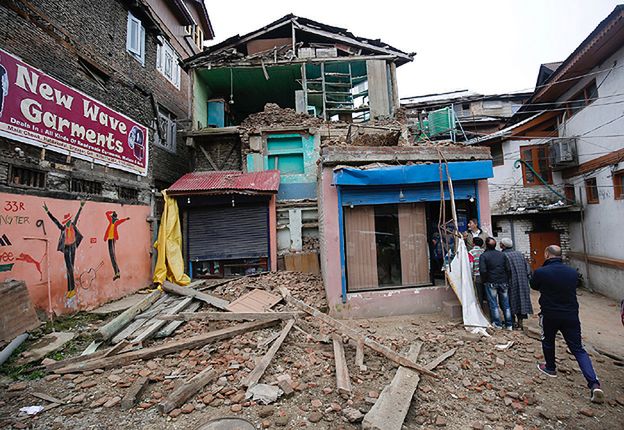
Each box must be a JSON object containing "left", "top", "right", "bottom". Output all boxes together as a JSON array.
[{"left": 464, "top": 218, "right": 604, "bottom": 404}]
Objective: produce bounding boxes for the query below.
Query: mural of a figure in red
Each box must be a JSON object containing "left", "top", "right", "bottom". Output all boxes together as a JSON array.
[
  {"left": 43, "top": 201, "right": 85, "bottom": 298},
  {"left": 104, "top": 211, "right": 129, "bottom": 280}
]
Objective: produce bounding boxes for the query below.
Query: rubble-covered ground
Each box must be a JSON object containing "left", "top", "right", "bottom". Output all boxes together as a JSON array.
[{"left": 1, "top": 273, "right": 623, "bottom": 430}]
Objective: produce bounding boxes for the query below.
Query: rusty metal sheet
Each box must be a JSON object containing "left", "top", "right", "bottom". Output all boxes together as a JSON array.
[{"left": 168, "top": 170, "right": 280, "bottom": 194}]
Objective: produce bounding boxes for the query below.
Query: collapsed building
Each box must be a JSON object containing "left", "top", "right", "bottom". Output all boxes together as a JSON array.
[{"left": 167, "top": 15, "right": 494, "bottom": 317}]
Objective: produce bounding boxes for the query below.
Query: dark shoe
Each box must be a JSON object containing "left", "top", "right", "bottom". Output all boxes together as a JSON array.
[
  {"left": 537, "top": 363, "right": 557, "bottom": 377},
  {"left": 590, "top": 384, "right": 605, "bottom": 404}
]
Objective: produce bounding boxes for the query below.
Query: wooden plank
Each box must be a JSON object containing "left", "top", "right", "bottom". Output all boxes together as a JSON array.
[
  {"left": 155, "top": 301, "right": 202, "bottom": 338},
  {"left": 111, "top": 318, "right": 148, "bottom": 344},
  {"left": 54, "top": 319, "right": 279, "bottom": 374},
  {"left": 424, "top": 348, "right": 456, "bottom": 371},
  {"left": 131, "top": 297, "right": 193, "bottom": 343},
  {"left": 81, "top": 341, "right": 101, "bottom": 356},
  {"left": 332, "top": 334, "right": 352, "bottom": 394},
  {"left": 158, "top": 367, "right": 217, "bottom": 414},
  {"left": 95, "top": 290, "right": 162, "bottom": 341},
  {"left": 241, "top": 319, "right": 295, "bottom": 388},
  {"left": 362, "top": 343, "right": 423, "bottom": 430},
  {"left": 103, "top": 340, "right": 130, "bottom": 357},
  {"left": 162, "top": 281, "right": 229, "bottom": 310},
  {"left": 31, "top": 392, "right": 65, "bottom": 404},
  {"left": 355, "top": 339, "right": 365, "bottom": 368},
  {"left": 121, "top": 376, "right": 149, "bottom": 410},
  {"left": 278, "top": 287, "right": 437, "bottom": 378},
  {"left": 157, "top": 311, "right": 302, "bottom": 322},
  {"left": 226, "top": 289, "right": 281, "bottom": 313}
]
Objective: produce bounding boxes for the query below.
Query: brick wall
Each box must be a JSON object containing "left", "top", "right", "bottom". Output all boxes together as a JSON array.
[
  {"left": 0, "top": 0, "right": 194, "bottom": 202},
  {"left": 193, "top": 136, "right": 242, "bottom": 172},
  {"left": 493, "top": 215, "right": 571, "bottom": 260}
]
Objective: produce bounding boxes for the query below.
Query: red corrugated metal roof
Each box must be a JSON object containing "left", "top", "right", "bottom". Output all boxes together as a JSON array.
[{"left": 168, "top": 170, "right": 281, "bottom": 194}]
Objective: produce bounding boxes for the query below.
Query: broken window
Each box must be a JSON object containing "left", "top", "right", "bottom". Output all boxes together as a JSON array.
[
  {"left": 9, "top": 166, "right": 46, "bottom": 188},
  {"left": 156, "top": 37, "right": 181, "bottom": 88},
  {"left": 490, "top": 142, "right": 504, "bottom": 167},
  {"left": 126, "top": 11, "right": 145, "bottom": 65},
  {"left": 155, "top": 109, "right": 177, "bottom": 153},
  {"left": 520, "top": 144, "right": 552, "bottom": 186},
  {"left": 78, "top": 57, "right": 110, "bottom": 89},
  {"left": 565, "top": 79, "right": 597, "bottom": 117},
  {"left": 613, "top": 170, "right": 624, "bottom": 200},
  {"left": 70, "top": 178, "right": 102, "bottom": 195},
  {"left": 585, "top": 177, "right": 599, "bottom": 204},
  {"left": 266, "top": 134, "right": 305, "bottom": 175},
  {"left": 343, "top": 203, "right": 429, "bottom": 292}
]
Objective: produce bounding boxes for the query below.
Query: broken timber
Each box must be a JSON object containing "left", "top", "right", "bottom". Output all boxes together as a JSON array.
[
  {"left": 53, "top": 319, "right": 279, "bottom": 374},
  {"left": 121, "top": 376, "right": 149, "bottom": 410},
  {"left": 332, "top": 333, "right": 352, "bottom": 394},
  {"left": 278, "top": 287, "right": 437, "bottom": 378},
  {"left": 157, "top": 311, "right": 302, "bottom": 322},
  {"left": 155, "top": 301, "right": 202, "bottom": 338},
  {"left": 132, "top": 297, "right": 193, "bottom": 343},
  {"left": 162, "top": 281, "right": 229, "bottom": 310},
  {"left": 362, "top": 346, "right": 456, "bottom": 430},
  {"left": 159, "top": 367, "right": 217, "bottom": 414},
  {"left": 95, "top": 290, "right": 162, "bottom": 341},
  {"left": 241, "top": 319, "right": 295, "bottom": 388}
]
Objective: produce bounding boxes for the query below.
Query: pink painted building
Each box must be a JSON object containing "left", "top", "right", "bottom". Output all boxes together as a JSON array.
[{"left": 317, "top": 146, "right": 493, "bottom": 318}]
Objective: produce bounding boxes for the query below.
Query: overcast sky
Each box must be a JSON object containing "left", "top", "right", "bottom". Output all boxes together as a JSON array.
[{"left": 204, "top": 0, "right": 622, "bottom": 98}]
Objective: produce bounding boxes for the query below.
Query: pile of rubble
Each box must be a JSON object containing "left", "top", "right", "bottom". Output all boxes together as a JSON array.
[{"left": 239, "top": 103, "right": 323, "bottom": 140}]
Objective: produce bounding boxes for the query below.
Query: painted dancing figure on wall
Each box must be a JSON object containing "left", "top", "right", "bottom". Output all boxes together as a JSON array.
[
  {"left": 104, "top": 211, "right": 129, "bottom": 280},
  {"left": 44, "top": 201, "right": 85, "bottom": 298}
]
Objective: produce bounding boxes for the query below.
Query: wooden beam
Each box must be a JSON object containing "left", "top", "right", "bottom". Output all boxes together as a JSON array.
[
  {"left": 162, "top": 281, "right": 229, "bottom": 310},
  {"left": 362, "top": 342, "right": 422, "bottom": 430},
  {"left": 94, "top": 290, "right": 162, "bottom": 341},
  {"left": 198, "top": 144, "right": 219, "bottom": 171},
  {"left": 132, "top": 298, "right": 193, "bottom": 343},
  {"left": 157, "top": 311, "right": 302, "bottom": 322},
  {"left": 54, "top": 319, "right": 279, "bottom": 374},
  {"left": 159, "top": 367, "right": 217, "bottom": 414},
  {"left": 278, "top": 288, "right": 438, "bottom": 378},
  {"left": 121, "top": 376, "right": 149, "bottom": 410},
  {"left": 567, "top": 251, "right": 624, "bottom": 270},
  {"left": 424, "top": 348, "right": 456, "bottom": 371},
  {"left": 332, "top": 334, "right": 352, "bottom": 395},
  {"left": 562, "top": 147, "right": 624, "bottom": 179},
  {"left": 155, "top": 301, "right": 202, "bottom": 338},
  {"left": 31, "top": 392, "right": 65, "bottom": 404},
  {"left": 355, "top": 339, "right": 365, "bottom": 368},
  {"left": 241, "top": 319, "right": 295, "bottom": 388}
]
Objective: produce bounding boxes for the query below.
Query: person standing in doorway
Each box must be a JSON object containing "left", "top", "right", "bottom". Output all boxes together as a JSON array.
[
  {"left": 500, "top": 238, "right": 533, "bottom": 329},
  {"left": 104, "top": 211, "right": 129, "bottom": 280},
  {"left": 531, "top": 245, "right": 604, "bottom": 404},
  {"left": 479, "top": 237, "right": 513, "bottom": 329},
  {"left": 44, "top": 201, "right": 85, "bottom": 298},
  {"left": 464, "top": 218, "right": 489, "bottom": 249}
]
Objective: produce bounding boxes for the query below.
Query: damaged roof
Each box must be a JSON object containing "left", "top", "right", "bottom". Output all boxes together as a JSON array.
[
  {"left": 321, "top": 145, "right": 492, "bottom": 165},
  {"left": 168, "top": 170, "right": 281, "bottom": 194},
  {"left": 184, "top": 14, "right": 415, "bottom": 68}
]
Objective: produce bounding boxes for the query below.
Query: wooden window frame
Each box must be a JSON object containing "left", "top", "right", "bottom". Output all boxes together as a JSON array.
[
  {"left": 585, "top": 177, "right": 599, "bottom": 204},
  {"left": 613, "top": 170, "right": 624, "bottom": 200},
  {"left": 564, "top": 79, "right": 597, "bottom": 117},
  {"left": 564, "top": 183, "right": 576, "bottom": 204},
  {"left": 520, "top": 144, "right": 553, "bottom": 187}
]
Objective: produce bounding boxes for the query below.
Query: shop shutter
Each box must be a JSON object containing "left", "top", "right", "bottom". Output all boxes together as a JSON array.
[{"left": 188, "top": 204, "right": 268, "bottom": 260}]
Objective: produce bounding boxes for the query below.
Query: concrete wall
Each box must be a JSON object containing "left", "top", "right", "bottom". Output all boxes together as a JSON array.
[
  {"left": 0, "top": 191, "right": 150, "bottom": 314},
  {"left": 555, "top": 45, "right": 624, "bottom": 299}
]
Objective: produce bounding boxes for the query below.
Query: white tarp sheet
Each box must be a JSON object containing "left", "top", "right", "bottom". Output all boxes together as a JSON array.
[{"left": 445, "top": 239, "right": 490, "bottom": 328}]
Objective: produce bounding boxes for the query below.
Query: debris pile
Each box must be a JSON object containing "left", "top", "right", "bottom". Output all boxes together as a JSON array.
[{"left": 239, "top": 103, "right": 323, "bottom": 145}]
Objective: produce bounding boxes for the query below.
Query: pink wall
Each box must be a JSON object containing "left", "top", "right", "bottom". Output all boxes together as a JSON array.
[
  {"left": 319, "top": 167, "right": 342, "bottom": 308},
  {"left": 478, "top": 179, "right": 492, "bottom": 235},
  {"left": 269, "top": 195, "right": 277, "bottom": 271},
  {"left": 0, "top": 192, "right": 151, "bottom": 315}
]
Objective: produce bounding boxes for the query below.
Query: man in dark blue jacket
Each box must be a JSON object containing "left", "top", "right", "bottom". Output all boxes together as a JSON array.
[
  {"left": 479, "top": 237, "right": 512, "bottom": 329},
  {"left": 530, "top": 245, "right": 604, "bottom": 404}
]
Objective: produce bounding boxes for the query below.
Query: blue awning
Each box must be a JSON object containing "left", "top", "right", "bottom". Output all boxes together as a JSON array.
[{"left": 333, "top": 160, "right": 493, "bottom": 186}]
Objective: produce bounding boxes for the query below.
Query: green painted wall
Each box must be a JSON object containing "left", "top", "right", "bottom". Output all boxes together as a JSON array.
[{"left": 192, "top": 71, "right": 211, "bottom": 129}]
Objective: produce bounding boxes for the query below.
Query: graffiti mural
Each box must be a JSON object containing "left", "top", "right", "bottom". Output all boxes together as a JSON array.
[{"left": 0, "top": 192, "right": 151, "bottom": 314}]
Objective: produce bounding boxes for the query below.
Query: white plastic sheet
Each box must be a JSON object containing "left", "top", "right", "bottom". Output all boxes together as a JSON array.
[{"left": 445, "top": 239, "right": 490, "bottom": 328}]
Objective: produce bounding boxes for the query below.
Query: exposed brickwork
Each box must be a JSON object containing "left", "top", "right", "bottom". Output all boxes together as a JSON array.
[
  {"left": 193, "top": 137, "right": 242, "bottom": 172},
  {"left": 493, "top": 215, "right": 571, "bottom": 261},
  {"left": 0, "top": 0, "right": 194, "bottom": 203}
]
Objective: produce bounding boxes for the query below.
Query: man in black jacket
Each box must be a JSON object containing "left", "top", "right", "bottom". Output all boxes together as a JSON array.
[
  {"left": 479, "top": 237, "right": 513, "bottom": 329},
  {"left": 530, "top": 245, "right": 604, "bottom": 404}
]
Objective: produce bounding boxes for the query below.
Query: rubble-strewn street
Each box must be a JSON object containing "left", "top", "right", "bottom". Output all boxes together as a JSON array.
[{"left": 1, "top": 273, "right": 623, "bottom": 430}]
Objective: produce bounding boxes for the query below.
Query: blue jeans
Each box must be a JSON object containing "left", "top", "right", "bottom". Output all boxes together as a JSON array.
[
  {"left": 540, "top": 313, "right": 600, "bottom": 388},
  {"left": 485, "top": 282, "right": 512, "bottom": 328}
]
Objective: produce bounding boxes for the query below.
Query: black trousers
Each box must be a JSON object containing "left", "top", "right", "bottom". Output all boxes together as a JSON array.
[
  {"left": 63, "top": 245, "right": 76, "bottom": 292},
  {"left": 108, "top": 239, "right": 119, "bottom": 275}
]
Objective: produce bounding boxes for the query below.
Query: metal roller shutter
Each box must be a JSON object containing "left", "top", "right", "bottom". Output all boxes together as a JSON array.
[{"left": 188, "top": 204, "right": 268, "bottom": 260}]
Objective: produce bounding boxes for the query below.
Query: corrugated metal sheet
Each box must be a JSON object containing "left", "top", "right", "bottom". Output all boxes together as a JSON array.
[
  {"left": 188, "top": 205, "right": 268, "bottom": 260},
  {"left": 169, "top": 170, "right": 280, "bottom": 194}
]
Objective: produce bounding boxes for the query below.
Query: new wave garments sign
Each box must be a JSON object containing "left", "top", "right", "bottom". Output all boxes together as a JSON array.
[{"left": 0, "top": 48, "right": 148, "bottom": 176}]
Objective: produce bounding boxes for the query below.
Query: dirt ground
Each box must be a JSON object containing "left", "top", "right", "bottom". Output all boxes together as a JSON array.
[{"left": 1, "top": 278, "right": 623, "bottom": 430}]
